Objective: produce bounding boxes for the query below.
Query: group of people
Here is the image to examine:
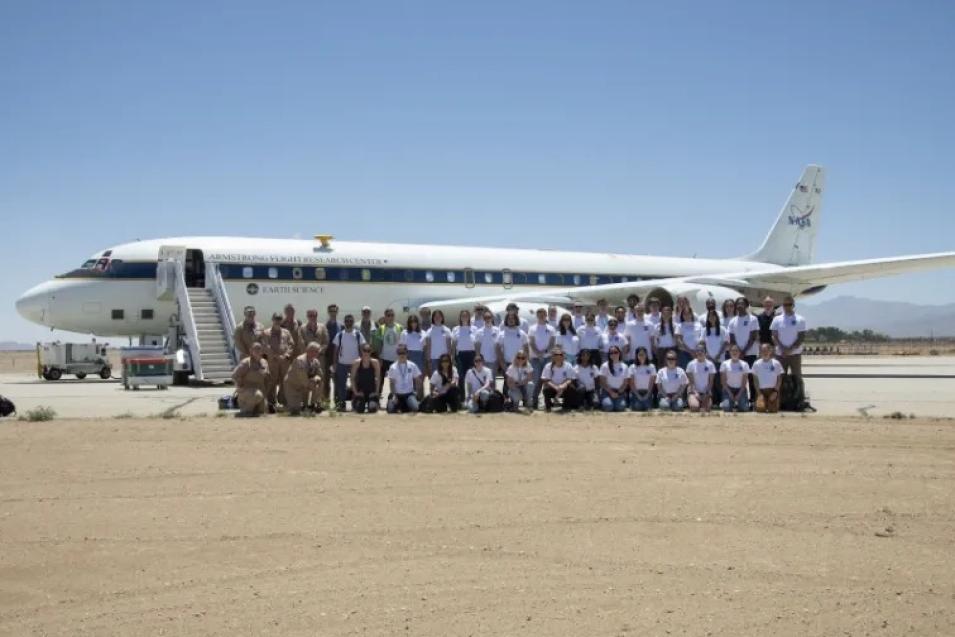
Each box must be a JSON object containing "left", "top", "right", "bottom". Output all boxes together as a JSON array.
[{"left": 230, "top": 293, "right": 807, "bottom": 417}]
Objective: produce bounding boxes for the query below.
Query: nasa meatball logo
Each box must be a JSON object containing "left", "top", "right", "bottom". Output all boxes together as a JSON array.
[
  {"left": 246, "top": 283, "right": 259, "bottom": 295},
  {"left": 787, "top": 204, "right": 814, "bottom": 229}
]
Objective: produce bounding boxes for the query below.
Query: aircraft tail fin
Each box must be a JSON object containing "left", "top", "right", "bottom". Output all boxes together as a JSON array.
[{"left": 745, "top": 165, "right": 825, "bottom": 266}]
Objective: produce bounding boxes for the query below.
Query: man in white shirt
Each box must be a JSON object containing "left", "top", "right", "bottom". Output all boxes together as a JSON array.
[
  {"left": 386, "top": 345, "right": 422, "bottom": 413},
  {"left": 646, "top": 297, "right": 662, "bottom": 329},
  {"left": 473, "top": 311, "right": 501, "bottom": 375},
  {"left": 464, "top": 355, "right": 495, "bottom": 413},
  {"left": 505, "top": 302, "right": 530, "bottom": 333},
  {"left": 625, "top": 294, "right": 641, "bottom": 322},
  {"left": 595, "top": 299, "right": 611, "bottom": 332},
  {"left": 752, "top": 343, "right": 784, "bottom": 413},
  {"left": 571, "top": 302, "right": 586, "bottom": 329},
  {"left": 624, "top": 305, "right": 655, "bottom": 364},
  {"left": 540, "top": 348, "right": 580, "bottom": 411},
  {"left": 727, "top": 297, "right": 760, "bottom": 399},
  {"left": 527, "top": 308, "right": 557, "bottom": 409},
  {"left": 333, "top": 314, "right": 366, "bottom": 411},
  {"left": 547, "top": 305, "right": 560, "bottom": 329},
  {"left": 770, "top": 295, "right": 807, "bottom": 403}
]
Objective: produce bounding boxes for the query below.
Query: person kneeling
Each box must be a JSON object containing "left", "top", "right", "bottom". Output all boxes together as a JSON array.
[
  {"left": 429, "top": 354, "right": 461, "bottom": 413},
  {"left": 232, "top": 342, "right": 270, "bottom": 417},
  {"left": 656, "top": 350, "right": 689, "bottom": 412},
  {"left": 598, "top": 346, "right": 629, "bottom": 412},
  {"left": 686, "top": 346, "right": 716, "bottom": 413},
  {"left": 719, "top": 344, "right": 751, "bottom": 412},
  {"left": 386, "top": 345, "right": 422, "bottom": 414},
  {"left": 752, "top": 343, "right": 783, "bottom": 413},
  {"left": 350, "top": 344, "right": 381, "bottom": 414},
  {"left": 505, "top": 352, "right": 535, "bottom": 412},
  {"left": 629, "top": 347, "right": 656, "bottom": 411},
  {"left": 284, "top": 342, "right": 324, "bottom": 415},
  {"left": 541, "top": 348, "right": 581, "bottom": 412},
  {"left": 464, "top": 355, "right": 495, "bottom": 413}
]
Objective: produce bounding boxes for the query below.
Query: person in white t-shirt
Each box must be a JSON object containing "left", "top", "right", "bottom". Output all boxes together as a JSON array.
[
  {"left": 451, "top": 310, "right": 476, "bottom": 402},
  {"left": 429, "top": 354, "right": 460, "bottom": 413},
  {"left": 728, "top": 297, "right": 760, "bottom": 400},
  {"left": 628, "top": 346, "right": 656, "bottom": 412},
  {"left": 654, "top": 306, "right": 677, "bottom": 366},
  {"left": 424, "top": 310, "right": 453, "bottom": 378},
  {"left": 505, "top": 302, "right": 530, "bottom": 334},
  {"left": 676, "top": 307, "right": 702, "bottom": 369},
  {"left": 595, "top": 299, "right": 611, "bottom": 333},
  {"left": 770, "top": 296, "right": 807, "bottom": 404},
  {"left": 656, "top": 351, "right": 689, "bottom": 412},
  {"left": 721, "top": 299, "right": 737, "bottom": 328},
  {"left": 386, "top": 345, "right": 422, "bottom": 413},
  {"left": 473, "top": 311, "right": 501, "bottom": 375},
  {"left": 598, "top": 346, "right": 629, "bottom": 412},
  {"left": 625, "top": 294, "right": 641, "bottom": 323},
  {"left": 624, "top": 305, "right": 655, "bottom": 364},
  {"left": 574, "top": 349, "right": 599, "bottom": 410},
  {"left": 752, "top": 343, "right": 784, "bottom": 413},
  {"left": 571, "top": 302, "right": 587, "bottom": 329},
  {"left": 601, "top": 318, "right": 628, "bottom": 357},
  {"left": 541, "top": 348, "right": 580, "bottom": 411},
  {"left": 686, "top": 346, "right": 716, "bottom": 412},
  {"left": 701, "top": 310, "right": 728, "bottom": 401},
  {"left": 719, "top": 344, "right": 751, "bottom": 412},
  {"left": 399, "top": 315, "right": 426, "bottom": 399},
  {"left": 497, "top": 314, "right": 530, "bottom": 377},
  {"left": 528, "top": 308, "right": 557, "bottom": 409},
  {"left": 555, "top": 313, "right": 580, "bottom": 358},
  {"left": 505, "top": 352, "right": 535, "bottom": 412},
  {"left": 576, "top": 313, "right": 604, "bottom": 365},
  {"left": 646, "top": 297, "right": 662, "bottom": 329},
  {"left": 464, "top": 355, "right": 495, "bottom": 413},
  {"left": 547, "top": 305, "right": 560, "bottom": 329}
]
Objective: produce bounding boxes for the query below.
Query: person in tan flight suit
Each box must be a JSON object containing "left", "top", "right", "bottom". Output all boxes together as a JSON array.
[
  {"left": 281, "top": 303, "right": 304, "bottom": 356},
  {"left": 233, "top": 306, "right": 264, "bottom": 359},
  {"left": 259, "top": 312, "right": 295, "bottom": 412},
  {"left": 299, "top": 309, "right": 328, "bottom": 354},
  {"left": 283, "top": 342, "right": 324, "bottom": 415},
  {"left": 232, "top": 342, "right": 269, "bottom": 416}
]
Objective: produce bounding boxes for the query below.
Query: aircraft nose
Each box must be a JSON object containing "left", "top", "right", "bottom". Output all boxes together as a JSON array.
[{"left": 16, "top": 282, "right": 53, "bottom": 326}]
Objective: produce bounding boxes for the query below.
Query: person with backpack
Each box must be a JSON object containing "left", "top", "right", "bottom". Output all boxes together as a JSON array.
[
  {"left": 464, "top": 355, "right": 495, "bottom": 413},
  {"left": 332, "top": 314, "right": 365, "bottom": 411}
]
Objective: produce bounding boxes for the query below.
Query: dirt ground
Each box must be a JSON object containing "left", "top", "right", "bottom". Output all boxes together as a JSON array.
[{"left": 1, "top": 413, "right": 953, "bottom": 636}]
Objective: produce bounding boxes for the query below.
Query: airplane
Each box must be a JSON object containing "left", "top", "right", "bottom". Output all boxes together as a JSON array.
[{"left": 15, "top": 165, "right": 955, "bottom": 382}]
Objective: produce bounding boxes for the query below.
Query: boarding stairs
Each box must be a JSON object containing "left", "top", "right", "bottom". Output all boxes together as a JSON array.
[{"left": 185, "top": 288, "right": 235, "bottom": 383}]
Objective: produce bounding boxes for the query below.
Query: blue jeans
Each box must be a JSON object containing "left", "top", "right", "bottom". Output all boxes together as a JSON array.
[
  {"left": 659, "top": 394, "right": 685, "bottom": 412},
  {"left": 387, "top": 393, "right": 419, "bottom": 413},
  {"left": 630, "top": 390, "right": 653, "bottom": 411},
  {"left": 531, "top": 357, "right": 550, "bottom": 406},
  {"left": 720, "top": 388, "right": 750, "bottom": 412},
  {"left": 468, "top": 388, "right": 491, "bottom": 413},
  {"left": 335, "top": 362, "right": 351, "bottom": 407},
  {"left": 508, "top": 382, "right": 535, "bottom": 409},
  {"left": 600, "top": 390, "right": 628, "bottom": 412}
]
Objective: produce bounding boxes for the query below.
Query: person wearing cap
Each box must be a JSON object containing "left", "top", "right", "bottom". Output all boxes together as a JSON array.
[
  {"left": 232, "top": 342, "right": 269, "bottom": 417},
  {"left": 322, "top": 304, "right": 343, "bottom": 403},
  {"left": 528, "top": 307, "right": 557, "bottom": 409},
  {"left": 233, "top": 306, "right": 264, "bottom": 359},
  {"left": 358, "top": 306, "right": 375, "bottom": 345},
  {"left": 280, "top": 303, "right": 303, "bottom": 357},
  {"left": 259, "top": 312, "right": 295, "bottom": 412},
  {"left": 283, "top": 342, "right": 323, "bottom": 415},
  {"left": 386, "top": 345, "right": 422, "bottom": 413},
  {"left": 331, "top": 313, "right": 366, "bottom": 410}
]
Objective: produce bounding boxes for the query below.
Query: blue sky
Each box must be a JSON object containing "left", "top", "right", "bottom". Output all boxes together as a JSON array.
[{"left": 2, "top": 1, "right": 954, "bottom": 342}]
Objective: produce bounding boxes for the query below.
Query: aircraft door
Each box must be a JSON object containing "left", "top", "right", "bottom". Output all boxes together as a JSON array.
[{"left": 184, "top": 249, "right": 205, "bottom": 288}]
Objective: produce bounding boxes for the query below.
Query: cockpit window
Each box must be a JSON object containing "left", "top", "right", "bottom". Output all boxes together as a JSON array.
[
  {"left": 81, "top": 259, "right": 96, "bottom": 269},
  {"left": 94, "top": 258, "right": 110, "bottom": 271}
]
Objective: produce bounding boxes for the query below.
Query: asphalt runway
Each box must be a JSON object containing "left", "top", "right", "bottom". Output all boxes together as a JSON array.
[{"left": 2, "top": 356, "right": 953, "bottom": 420}]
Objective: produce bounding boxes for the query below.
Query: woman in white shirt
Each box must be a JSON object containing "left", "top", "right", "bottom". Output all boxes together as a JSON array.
[
  {"left": 452, "top": 310, "right": 475, "bottom": 402},
  {"left": 540, "top": 348, "right": 580, "bottom": 411},
  {"left": 473, "top": 311, "right": 501, "bottom": 376},
  {"left": 424, "top": 309, "right": 453, "bottom": 378},
  {"left": 598, "top": 345, "right": 629, "bottom": 412},
  {"left": 701, "top": 310, "right": 728, "bottom": 401},
  {"left": 628, "top": 346, "right": 656, "bottom": 412},
  {"left": 719, "top": 344, "right": 751, "bottom": 412},
  {"left": 556, "top": 313, "right": 580, "bottom": 359},
  {"left": 399, "top": 315, "right": 426, "bottom": 399},
  {"left": 574, "top": 349, "right": 599, "bottom": 410},
  {"left": 752, "top": 343, "right": 784, "bottom": 413},
  {"left": 464, "top": 355, "right": 495, "bottom": 413},
  {"left": 505, "top": 352, "right": 535, "bottom": 412},
  {"left": 624, "top": 305, "right": 654, "bottom": 364},
  {"left": 686, "top": 346, "right": 716, "bottom": 412},
  {"left": 429, "top": 354, "right": 461, "bottom": 413},
  {"left": 576, "top": 313, "right": 604, "bottom": 365},
  {"left": 497, "top": 313, "right": 529, "bottom": 376},
  {"left": 601, "top": 318, "right": 628, "bottom": 358},
  {"left": 675, "top": 307, "right": 701, "bottom": 369},
  {"left": 656, "top": 350, "right": 689, "bottom": 412},
  {"left": 721, "top": 299, "right": 737, "bottom": 328},
  {"left": 654, "top": 306, "right": 677, "bottom": 367}
]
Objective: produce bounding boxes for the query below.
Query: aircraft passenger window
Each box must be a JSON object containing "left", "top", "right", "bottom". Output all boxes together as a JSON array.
[
  {"left": 502, "top": 271, "right": 513, "bottom": 289},
  {"left": 425, "top": 270, "right": 435, "bottom": 283},
  {"left": 339, "top": 269, "right": 350, "bottom": 281},
  {"left": 484, "top": 272, "right": 493, "bottom": 284},
  {"left": 141, "top": 309, "right": 154, "bottom": 320},
  {"left": 361, "top": 268, "right": 371, "bottom": 281},
  {"left": 292, "top": 267, "right": 303, "bottom": 280},
  {"left": 446, "top": 271, "right": 455, "bottom": 283},
  {"left": 514, "top": 273, "right": 527, "bottom": 284},
  {"left": 268, "top": 267, "right": 278, "bottom": 279},
  {"left": 620, "top": 276, "right": 629, "bottom": 283},
  {"left": 590, "top": 275, "right": 599, "bottom": 285},
  {"left": 573, "top": 274, "right": 581, "bottom": 285},
  {"left": 537, "top": 273, "right": 547, "bottom": 285},
  {"left": 464, "top": 269, "right": 475, "bottom": 288},
  {"left": 315, "top": 267, "right": 326, "bottom": 280},
  {"left": 404, "top": 270, "right": 414, "bottom": 282},
  {"left": 242, "top": 267, "right": 253, "bottom": 279},
  {"left": 111, "top": 309, "right": 124, "bottom": 320}
]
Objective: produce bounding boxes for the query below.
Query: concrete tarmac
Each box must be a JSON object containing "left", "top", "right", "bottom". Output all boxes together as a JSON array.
[{"left": 1, "top": 356, "right": 953, "bottom": 420}]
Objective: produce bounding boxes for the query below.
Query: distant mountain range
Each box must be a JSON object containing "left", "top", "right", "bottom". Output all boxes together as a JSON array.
[{"left": 800, "top": 296, "right": 955, "bottom": 338}]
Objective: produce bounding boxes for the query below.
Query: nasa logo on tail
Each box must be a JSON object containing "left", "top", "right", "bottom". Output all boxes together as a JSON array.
[{"left": 787, "top": 204, "right": 814, "bottom": 228}]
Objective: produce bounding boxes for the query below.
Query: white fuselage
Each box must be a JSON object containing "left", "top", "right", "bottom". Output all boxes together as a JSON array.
[{"left": 16, "top": 236, "right": 775, "bottom": 337}]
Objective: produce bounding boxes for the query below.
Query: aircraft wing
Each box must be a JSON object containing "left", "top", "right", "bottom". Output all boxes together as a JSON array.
[{"left": 419, "top": 251, "right": 955, "bottom": 313}]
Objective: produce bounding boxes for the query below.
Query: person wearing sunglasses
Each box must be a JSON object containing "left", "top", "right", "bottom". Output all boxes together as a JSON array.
[
  {"left": 601, "top": 318, "right": 628, "bottom": 363},
  {"left": 686, "top": 345, "right": 716, "bottom": 412},
  {"left": 350, "top": 343, "right": 381, "bottom": 414},
  {"left": 771, "top": 295, "right": 807, "bottom": 404},
  {"left": 505, "top": 352, "right": 535, "bottom": 413},
  {"left": 429, "top": 353, "right": 461, "bottom": 413},
  {"left": 464, "top": 355, "right": 495, "bottom": 413},
  {"left": 497, "top": 314, "right": 530, "bottom": 379},
  {"left": 577, "top": 312, "right": 603, "bottom": 366},
  {"left": 386, "top": 345, "right": 422, "bottom": 414},
  {"left": 628, "top": 346, "right": 656, "bottom": 412},
  {"left": 656, "top": 350, "right": 689, "bottom": 412},
  {"left": 719, "top": 344, "right": 751, "bottom": 412},
  {"left": 541, "top": 347, "right": 580, "bottom": 411},
  {"left": 598, "top": 345, "right": 629, "bottom": 412}
]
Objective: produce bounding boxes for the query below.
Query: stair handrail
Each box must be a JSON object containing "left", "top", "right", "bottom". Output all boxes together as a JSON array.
[
  {"left": 174, "top": 260, "right": 203, "bottom": 380},
  {"left": 208, "top": 262, "right": 238, "bottom": 364}
]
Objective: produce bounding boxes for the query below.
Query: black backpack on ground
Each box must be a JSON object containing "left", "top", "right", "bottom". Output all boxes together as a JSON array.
[
  {"left": 484, "top": 390, "right": 505, "bottom": 413},
  {"left": 780, "top": 374, "right": 814, "bottom": 412},
  {"left": 0, "top": 395, "right": 16, "bottom": 418}
]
